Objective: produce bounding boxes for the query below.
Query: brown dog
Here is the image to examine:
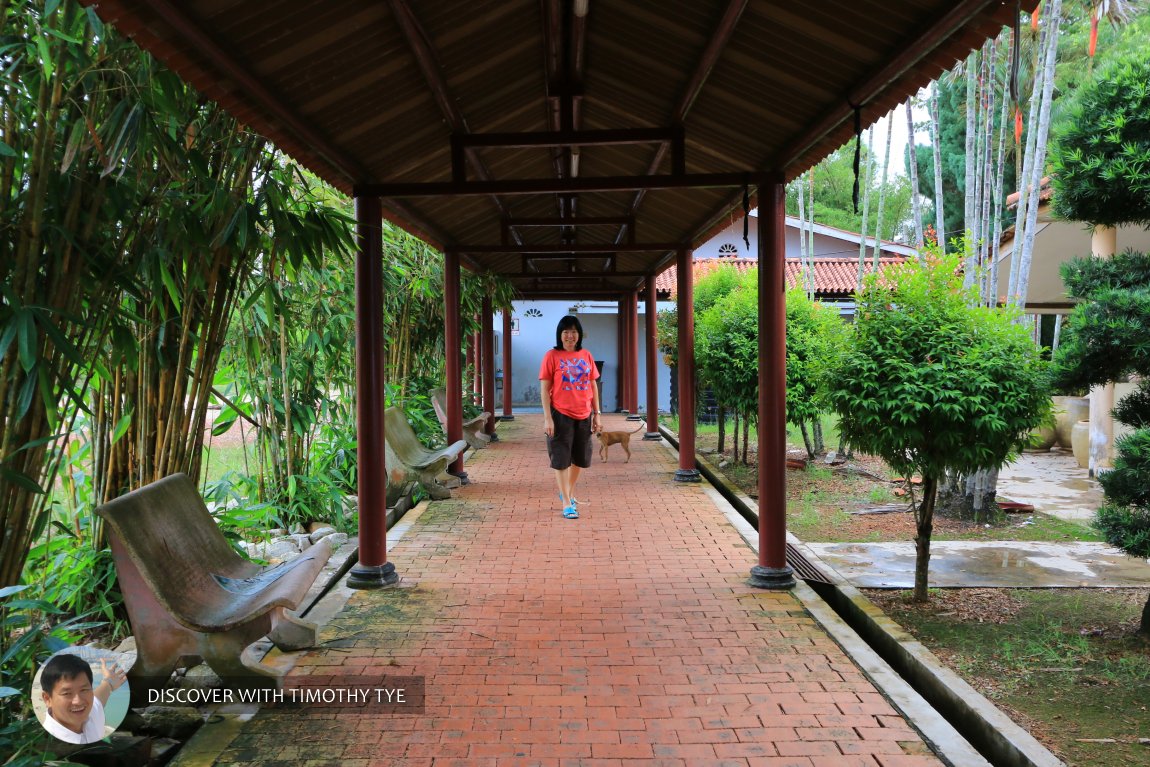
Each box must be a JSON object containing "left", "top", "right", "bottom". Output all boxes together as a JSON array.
[{"left": 597, "top": 422, "right": 645, "bottom": 463}]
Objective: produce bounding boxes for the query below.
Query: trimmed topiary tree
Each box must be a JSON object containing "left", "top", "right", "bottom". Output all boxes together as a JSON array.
[
  {"left": 1050, "top": 54, "right": 1150, "bottom": 229},
  {"left": 830, "top": 251, "right": 1049, "bottom": 602},
  {"left": 1050, "top": 50, "right": 1150, "bottom": 635}
]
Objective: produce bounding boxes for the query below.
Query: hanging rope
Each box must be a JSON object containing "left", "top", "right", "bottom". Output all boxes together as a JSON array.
[
  {"left": 742, "top": 178, "right": 751, "bottom": 250},
  {"left": 851, "top": 104, "right": 862, "bottom": 214}
]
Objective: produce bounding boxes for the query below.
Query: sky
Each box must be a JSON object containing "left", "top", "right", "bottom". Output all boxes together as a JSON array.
[{"left": 867, "top": 92, "right": 931, "bottom": 179}]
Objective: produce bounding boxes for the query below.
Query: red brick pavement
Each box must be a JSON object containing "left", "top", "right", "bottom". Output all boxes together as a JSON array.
[{"left": 219, "top": 415, "right": 942, "bottom": 767}]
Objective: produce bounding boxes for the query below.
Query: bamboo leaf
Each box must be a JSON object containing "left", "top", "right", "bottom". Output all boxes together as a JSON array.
[
  {"left": 158, "top": 259, "right": 182, "bottom": 311},
  {"left": 0, "top": 141, "right": 15, "bottom": 157},
  {"left": 60, "top": 118, "right": 86, "bottom": 172},
  {"left": 36, "top": 32, "right": 53, "bottom": 80},
  {"left": 14, "top": 368, "right": 36, "bottom": 420},
  {"left": 0, "top": 466, "right": 46, "bottom": 495},
  {"left": 16, "top": 310, "right": 37, "bottom": 372},
  {"left": 111, "top": 410, "right": 133, "bottom": 444},
  {"left": 45, "top": 0, "right": 63, "bottom": 17},
  {"left": 0, "top": 585, "right": 30, "bottom": 599}
]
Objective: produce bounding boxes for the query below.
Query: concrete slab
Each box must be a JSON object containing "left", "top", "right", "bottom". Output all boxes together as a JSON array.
[
  {"left": 998, "top": 448, "right": 1104, "bottom": 523},
  {"left": 807, "top": 541, "right": 1150, "bottom": 588}
]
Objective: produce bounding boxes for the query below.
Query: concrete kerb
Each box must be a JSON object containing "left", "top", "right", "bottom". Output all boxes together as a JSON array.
[
  {"left": 168, "top": 499, "right": 433, "bottom": 767},
  {"left": 658, "top": 426, "right": 1064, "bottom": 767}
]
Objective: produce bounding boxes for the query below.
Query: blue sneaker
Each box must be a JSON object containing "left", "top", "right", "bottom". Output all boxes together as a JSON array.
[{"left": 562, "top": 504, "right": 579, "bottom": 519}]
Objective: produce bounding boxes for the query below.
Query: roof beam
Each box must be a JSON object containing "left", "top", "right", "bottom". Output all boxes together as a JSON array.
[
  {"left": 455, "top": 127, "right": 679, "bottom": 150},
  {"left": 386, "top": 0, "right": 521, "bottom": 241},
  {"left": 356, "top": 171, "right": 765, "bottom": 198},
  {"left": 507, "top": 216, "right": 634, "bottom": 227},
  {"left": 144, "top": 0, "right": 365, "bottom": 184},
  {"left": 618, "top": 0, "right": 750, "bottom": 240},
  {"left": 502, "top": 271, "right": 650, "bottom": 278},
  {"left": 464, "top": 243, "right": 679, "bottom": 254},
  {"left": 774, "top": 0, "right": 1011, "bottom": 172}
]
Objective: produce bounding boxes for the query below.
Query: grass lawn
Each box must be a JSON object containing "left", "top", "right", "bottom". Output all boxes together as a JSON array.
[
  {"left": 868, "top": 588, "right": 1150, "bottom": 767},
  {"left": 685, "top": 413, "right": 1144, "bottom": 763}
]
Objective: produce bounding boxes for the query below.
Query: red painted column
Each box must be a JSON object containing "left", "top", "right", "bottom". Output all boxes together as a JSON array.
[
  {"left": 628, "top": 290, "right": 641, "bottom": 418},
  {"left": 501, "top": 308, "right": 514, "bottom": 420},
  {"left": 644, "top": 275, "right": 660, "bottom": 439},
  {"left": 348, "top": 196, "right": 397, "bottom": 589},
  {"left": 445, "top": 250, "right": 466, "bottom": 478},
  {"left": 616, "top": 300, "right": 626, "bottom": 412},
  {"left": 675, "top": 248, "right": 700, "bottom": 482},
  {"left": 750, "top": 174, "right": 796, "bottom": 589},
  {"left": 481, "top": 294, "right": 497, "bottom": 437}
]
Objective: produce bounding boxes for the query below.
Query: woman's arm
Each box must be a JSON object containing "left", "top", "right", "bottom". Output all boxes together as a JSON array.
[
  {"left": 590, "top": 355, "right": 602, "bottom": 431},
  {"left": 541, "top": 380, "right": 554, "bottom": 436}
]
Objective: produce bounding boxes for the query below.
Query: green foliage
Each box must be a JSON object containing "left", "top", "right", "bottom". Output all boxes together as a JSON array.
[
  {"left": 0, "top": 585, "right": 106, "bottom": 765},
  {"left": 1053, "top": 252, "right": 1150, "bottom": 392},
  {"left": 784, "top": 290, "right": 851, "bottom": 429},
  {"left": 1098, "top": 430, "right": 1150, "bottom": 512},
  {"left": 695, "top": 270, "right": 849, "bottom": 445},
  {"left": 1094, "top": 503, "right": 1150, "bottom": 559},
  {"left": 830, "top": 249, "right": 1049, "bottom": 483},
  {"left": 1050, "top": 52, "right": 1150, "bottom": 228},
  {"left": 695, "top": 271, "right": 760, "bottom": 428},
  {"left": 656, "top": 308, "right": 678, "bottom": 368}
]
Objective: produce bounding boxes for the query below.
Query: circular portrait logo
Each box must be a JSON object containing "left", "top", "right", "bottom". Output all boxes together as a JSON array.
[{"left": 32, "top": 647, "right": 130, "bottom": 745}]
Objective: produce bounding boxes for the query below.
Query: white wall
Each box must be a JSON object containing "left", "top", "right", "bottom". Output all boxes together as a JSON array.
[{"left": 500, "top": 299, "right": 673, "bottom": 413}]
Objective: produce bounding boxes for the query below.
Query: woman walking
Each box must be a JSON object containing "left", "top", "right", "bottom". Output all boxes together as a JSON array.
[{"left": 540, "top": 315, "right": 601, "bottom": 519}]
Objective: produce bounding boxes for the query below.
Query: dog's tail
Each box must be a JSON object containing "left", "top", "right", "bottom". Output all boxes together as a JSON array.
[{"left": 631, "top": 422, "right": 644, "bottom": 434}]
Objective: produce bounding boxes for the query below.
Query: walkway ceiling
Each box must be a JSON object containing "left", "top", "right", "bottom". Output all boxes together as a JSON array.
[{"left": 82, "top": 0, "right": 1033, "bottom": 299}]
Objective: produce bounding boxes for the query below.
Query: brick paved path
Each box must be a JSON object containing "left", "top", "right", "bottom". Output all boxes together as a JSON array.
[{"left": 225, "top": 415, "right": 941, "bottom": 767}]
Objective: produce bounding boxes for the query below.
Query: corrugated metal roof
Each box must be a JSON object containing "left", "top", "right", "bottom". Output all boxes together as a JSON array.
[{"left": 79, "top": 0, "right": 1031, "bottom": 297}]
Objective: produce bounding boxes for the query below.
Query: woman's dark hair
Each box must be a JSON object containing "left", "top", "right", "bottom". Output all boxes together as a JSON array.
[
  {"left": 41, "top": 653, "right": 93, "bottom": 694},
  {"left": 553, "top": 315, "right": 584, "bottom": 351}
]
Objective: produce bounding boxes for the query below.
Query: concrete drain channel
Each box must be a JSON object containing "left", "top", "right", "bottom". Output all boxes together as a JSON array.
[{"left": 658, "top": 427, "right": 1064, "bottom": 767}]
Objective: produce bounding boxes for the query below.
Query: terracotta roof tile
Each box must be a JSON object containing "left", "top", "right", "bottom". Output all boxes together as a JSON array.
[{"left": 655, "top": 257, "right": 907, "bottom": 299}]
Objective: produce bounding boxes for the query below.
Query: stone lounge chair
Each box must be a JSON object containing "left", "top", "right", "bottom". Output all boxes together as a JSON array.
[
  {"left": 429, "top": 387, "right": 492, "bottom": 451},
  {"left": 384, "top": 405, "right": 468, "bottom": 500}
]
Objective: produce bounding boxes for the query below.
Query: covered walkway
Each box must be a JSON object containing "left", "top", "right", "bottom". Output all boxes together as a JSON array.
[{"left": 201, "top": 416, "right": 941, "bottom": 766}]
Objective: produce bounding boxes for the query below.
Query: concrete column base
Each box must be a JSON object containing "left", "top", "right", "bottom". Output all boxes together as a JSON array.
[
  {"left": 347, "top": 562, "right": 399, "bottom": 590},
  {"left": 748, "top": 564, "right": 795, "bottom": 590}
]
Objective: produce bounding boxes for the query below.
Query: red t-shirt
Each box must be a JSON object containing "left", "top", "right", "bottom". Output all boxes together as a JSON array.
[{"left": 539, "top": 348, "right": 599, "bottom": 420}]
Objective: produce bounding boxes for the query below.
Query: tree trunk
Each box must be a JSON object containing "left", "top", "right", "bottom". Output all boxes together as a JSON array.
[
  {"left": 732, "top": 409, "right": 739, "bottom": 463},
  {"left": 1141, "top": 593, "right": 1150, "bottom": 636},
  {"left": 936, "top": 468, "right": 1003, "bottom": 523},
  {"left": 914, "top": 475, "right": 938, "bottom": 603},
  {"left": 1013, "top": 0, "right": 1063, "bottom": 311},
  {"left": 963, "top": 49, "right": 979, "bottom": 288},
  {"left": 872, "top": 114, "right": 894, "bottom": 271},
  {"left": 930, "top": 82, "right": 946, "bottom": 251},
  {"left": 800, "top": 421, "right": 814, "bottom": 459},
  {"left": 905, "top": 101, "right": 924, "bottom": 252},
  {"left": 742, "top": 413, "right": 750, "bottom": 466},
  {"left": 813, "top": 419, "right": 824, "bottom": 455},
  {"left": 717, "top": 404, "right": 726, "bottom": 454},
  {"left": 807, "top": 170, "right": 816, "bottom": 298},
  {"left": 988, "top": 81, "right": 1010, "bottom": 307}
]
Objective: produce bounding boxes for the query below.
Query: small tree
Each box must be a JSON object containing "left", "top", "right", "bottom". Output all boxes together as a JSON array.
[
  {"left": 830, "top": 251, "right": 1049, "bottom": 602},
  {"left": 1049, "top": 50, "right": 1150, "bottom": 634},
  {"left": 784, "top": 289, "right": 851, "bottom": 457}
]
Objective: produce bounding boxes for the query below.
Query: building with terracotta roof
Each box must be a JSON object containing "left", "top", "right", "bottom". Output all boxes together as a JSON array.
[{"left": 502, "top": 214, "right": 916, "bottom": 412}]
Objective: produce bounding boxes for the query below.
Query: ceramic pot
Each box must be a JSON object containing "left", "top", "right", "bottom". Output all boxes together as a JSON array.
[
  {"left": 1054, "top": 396, "right": 1089, "bottom": 448},
  {"left": 1070, "top": 420, "right": 1091, "bottom": 469},
  {"left": 1026, "top": 423, "right": 1057, "bottom": 451}
]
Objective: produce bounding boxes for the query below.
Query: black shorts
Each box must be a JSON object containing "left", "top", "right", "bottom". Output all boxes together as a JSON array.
[{"left": 547, "top": 408, "right": 593, "bottom": 470}]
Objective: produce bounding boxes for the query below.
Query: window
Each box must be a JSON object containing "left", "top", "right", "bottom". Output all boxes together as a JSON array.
[
  {"left": 717, "top": 243, "right": 739, "bottom": 257},
  {"left": 524, "top": 308, "right": 543, "bottom": 318}
]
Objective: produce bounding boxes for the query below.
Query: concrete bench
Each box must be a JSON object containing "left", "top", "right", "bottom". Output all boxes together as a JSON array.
[
  {"left": 430, "top": 387, "right": 492, "bottom": 451},
  {"left": 385, "top": 406, "right": 468, "bottom": 500},
  {"left": 95, "top": 473, "right": 335, "bottom": 703}
]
